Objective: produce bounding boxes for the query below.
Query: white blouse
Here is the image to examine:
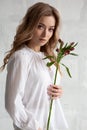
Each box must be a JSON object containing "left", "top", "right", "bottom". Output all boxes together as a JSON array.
[{"left": 5, "top": 45, "right": 68, "bottom": 130}]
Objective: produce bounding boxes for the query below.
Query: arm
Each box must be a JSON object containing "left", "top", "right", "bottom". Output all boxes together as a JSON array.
[{"left": 5, "top": 52, "right": 40, "bottom": 130}]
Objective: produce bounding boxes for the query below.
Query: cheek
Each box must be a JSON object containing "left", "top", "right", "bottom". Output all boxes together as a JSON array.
[
  {"left": 33, "top": 29, "right": 40, "bottom": 36},
  {"left": 34, "top": 29, "right": 43, "bottom": 36},
  {"left": 48, "top": 33, "right": 53, "bottom": 39}
]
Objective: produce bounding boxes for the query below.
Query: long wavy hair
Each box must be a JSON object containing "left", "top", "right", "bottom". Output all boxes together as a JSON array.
[{"left": 0, "top": 2, "right": 61, "bottom": 71}]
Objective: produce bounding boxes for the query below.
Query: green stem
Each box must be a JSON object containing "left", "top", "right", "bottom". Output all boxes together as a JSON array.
[
  {"left": 46, "top": 99, "right": 53, "bottom": 130},
  {"left": 54, "top": 64, "right": 58, "bottom": 85},
  {"left": 46, "top": 64, "right": 59, "bottom": 130}
]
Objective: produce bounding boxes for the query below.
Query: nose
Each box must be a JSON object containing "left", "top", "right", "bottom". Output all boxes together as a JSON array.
[{"left": 41, "top": 29, "right": 48, "bottom": 37}]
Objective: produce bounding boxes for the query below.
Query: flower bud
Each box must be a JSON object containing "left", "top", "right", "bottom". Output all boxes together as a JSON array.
[
  {"left": 64, "top": 50, "right": 70, "bottom": 55},
  {"left": 70, "top": 47, "right": 74, "bottom": 51},
  {"left": 58, "top": 38, "right": 64, "bottom": 46},
  {"left": 70, "top": 42, "right": 75, "bottom": 46},
  {"left": 56, "top": 48, "right": 59, "bottom": 52}
]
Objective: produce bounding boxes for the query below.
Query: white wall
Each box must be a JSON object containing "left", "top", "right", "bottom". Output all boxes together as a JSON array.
[{"left": 0, "top": 0, "right": 87, "bottom": 130}]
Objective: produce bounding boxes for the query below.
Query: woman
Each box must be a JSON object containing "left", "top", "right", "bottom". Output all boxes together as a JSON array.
[{"left": 0, "top": 2, "right": 68, "bottom": 130}]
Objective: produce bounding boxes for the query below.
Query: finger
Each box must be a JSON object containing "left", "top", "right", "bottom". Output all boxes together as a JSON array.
[
  {"left": 47, "top": 90, "right": 60, "bottom": 97},
  {"left": 48, "top": 86, "right": 59, "bottom": 91},
  {"left": 47, "top": 88, "right": 63, "bottom": 98},
  {"left": 50, "top": 84, "right": 62, "bottom": 89},
  {"left": 53, "top": 86, "right": 63, "bottom": 94},
  {"left": 50, "top": 94, "right": 61, "bottom": 100},
  {"left": 48, "top": 86, "right": 62, "bottom": 94},
  {"left": 49, "top": 85, "right": 62, "bottom": 89}
]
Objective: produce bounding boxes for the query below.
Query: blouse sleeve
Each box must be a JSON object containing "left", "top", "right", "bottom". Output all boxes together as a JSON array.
[{"left": 5, "top": 51, "right": 40, "bottom": 130}]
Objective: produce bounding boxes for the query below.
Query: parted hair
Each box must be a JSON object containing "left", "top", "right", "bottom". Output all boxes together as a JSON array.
[{"left": 0, "top": 2, "right": 61, "bottom": 71}]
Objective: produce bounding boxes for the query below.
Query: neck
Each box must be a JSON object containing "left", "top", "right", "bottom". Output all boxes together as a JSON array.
[{"left": 27, "top": 43, "right": 40, "bottom": 52}]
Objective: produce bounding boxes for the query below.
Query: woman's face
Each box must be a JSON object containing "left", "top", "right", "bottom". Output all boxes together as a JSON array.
[{"left": 30, "top": 16, "right": 55, "bottom": 48}]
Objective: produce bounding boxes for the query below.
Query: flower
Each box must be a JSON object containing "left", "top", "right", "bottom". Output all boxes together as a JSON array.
[{"left": 43, "top": 38, "right": 78, "bottom": 130}]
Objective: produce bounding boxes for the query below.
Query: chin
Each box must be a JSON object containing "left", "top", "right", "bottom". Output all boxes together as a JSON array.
[
  {"left": 40, "top": 42, "right": 47, "bottom": 46},
  {"left": 40, "top": 41, "right": 47, "bottom": 45}
]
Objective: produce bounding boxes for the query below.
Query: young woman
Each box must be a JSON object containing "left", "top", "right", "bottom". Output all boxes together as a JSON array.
[{"left": 0, "top": 2, "right": 68, "bottom": 130}]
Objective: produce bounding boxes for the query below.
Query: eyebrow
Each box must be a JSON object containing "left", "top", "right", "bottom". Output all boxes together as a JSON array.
[{"left": 39, "top": 23, "right": 55, "bottom": 28}]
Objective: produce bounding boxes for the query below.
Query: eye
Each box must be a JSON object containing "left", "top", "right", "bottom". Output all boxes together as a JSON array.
[
  {"left": 49, "top": 28, "right": 55, "bottom": 32},
  {"left": 37, "top": 24, "right": 44, "bottom": 30}
]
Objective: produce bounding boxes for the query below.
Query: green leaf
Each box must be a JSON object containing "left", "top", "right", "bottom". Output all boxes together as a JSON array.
[
  {"left": 47, "top": 61, "right": 55, "bottom": 67},
  {"left": 43, "top": 55, "right": 55, "bottom": 60},
  {"left": 63, "top": 42, "right": 68, "bottom": 49},
  {"left": 61, "top": 63, "right": 72, "bottom": 78},
  {"left": 73, "top": 42, "right": 78, "bottom": 48},
  {"left": 57, "top": 52, "right": 63, "bottom": 63},
  {"left": 70, "top": 53, "right": 78, "bottom": 56}
]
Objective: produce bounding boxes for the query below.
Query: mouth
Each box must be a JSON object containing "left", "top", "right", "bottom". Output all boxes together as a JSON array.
[{"left": 39, "top": 38, "right": 47, "bottom": 42}]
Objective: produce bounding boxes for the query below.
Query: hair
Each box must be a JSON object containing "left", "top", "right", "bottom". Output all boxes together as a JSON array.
[{"left": 0, "top": 2, "right": 61, "bottom": 71}]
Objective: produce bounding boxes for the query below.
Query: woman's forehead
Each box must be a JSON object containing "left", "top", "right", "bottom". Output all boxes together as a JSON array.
[{"left": 38, "top": 16, "right": 55, "bottom": 27}]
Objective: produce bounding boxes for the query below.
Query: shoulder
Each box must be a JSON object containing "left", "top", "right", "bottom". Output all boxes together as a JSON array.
[
  {"left": 15, "top": 46, "right": 32, "bottom": 58},
  {"left": 8, "top": 46, "right": 33, "bottom": 65}
]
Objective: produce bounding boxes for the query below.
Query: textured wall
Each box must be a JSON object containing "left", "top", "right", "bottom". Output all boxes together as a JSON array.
[{"left": 0, "top": 0, "right": 87, "bottom": 130}]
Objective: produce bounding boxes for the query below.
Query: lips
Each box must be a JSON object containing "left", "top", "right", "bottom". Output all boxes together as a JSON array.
[{"left": 39, "top": 38, "right": 47, "bottom": 42}]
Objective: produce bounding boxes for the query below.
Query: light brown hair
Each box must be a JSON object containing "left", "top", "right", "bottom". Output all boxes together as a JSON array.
[{"left": 0, "top": 2, "right": 60, "bottom": 71}]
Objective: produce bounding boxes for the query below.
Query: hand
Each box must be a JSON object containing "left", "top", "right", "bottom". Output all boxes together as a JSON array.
[
  {"left": 47, "top": 84, "right": 63, "bottom": 99},
  {"left": 38, "top": 128, "right": 42, "bottom": 130}
]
